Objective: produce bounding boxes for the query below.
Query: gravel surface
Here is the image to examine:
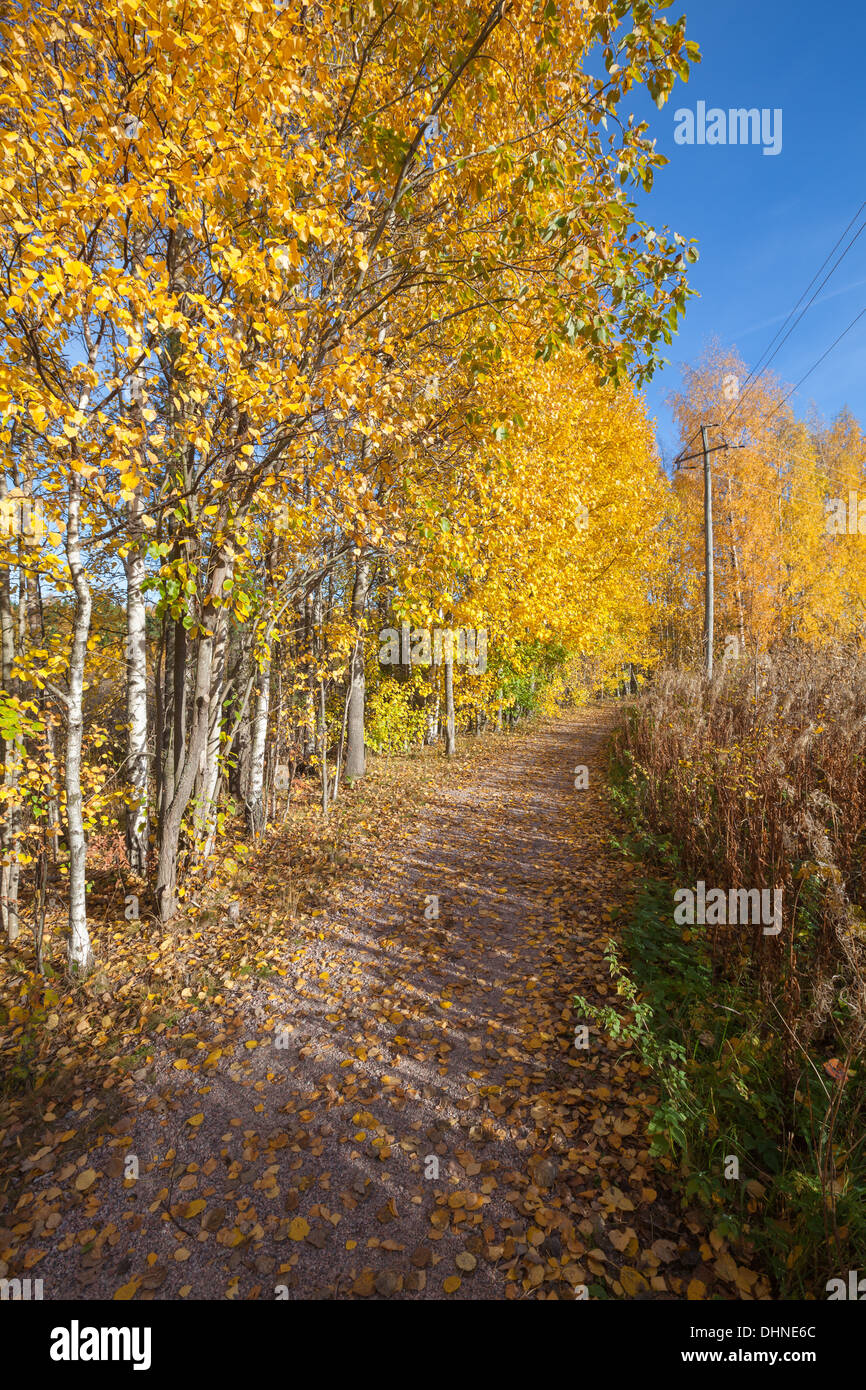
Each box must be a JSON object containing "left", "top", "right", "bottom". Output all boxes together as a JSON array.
[{"left": 8, "top": 710, "right": 710, "bottom": 1301}]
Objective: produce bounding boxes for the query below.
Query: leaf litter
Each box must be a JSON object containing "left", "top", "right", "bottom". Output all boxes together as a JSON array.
[{"left": 0, "top": 709, "right": 769, "bottom": 1300}]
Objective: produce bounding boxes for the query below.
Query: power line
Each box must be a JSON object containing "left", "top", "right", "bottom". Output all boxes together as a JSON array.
[
  {"left": 677, "top": 445, "right": 864, "bottom": 503},
  {"left": 672, "top": 195, "right": 866, "bottom": 467},
  {"left": 675, "top": 297, "right": 866, "bottom": 477},
  {"left": 759, "top": 303, "right": 866, "bottom": 432},
  {"left": 721, "top": 198, "right": 866, "bottom": 432},
  {"left": 754, "top": 437, "right": 866, "bottom": 482},
  {"left": 677, "top": 464, "right": 785, "bottom": 500}
]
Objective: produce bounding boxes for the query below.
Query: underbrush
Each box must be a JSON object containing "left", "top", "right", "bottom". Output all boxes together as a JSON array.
[{"left": 582, "top": 650, "right": 866, "bottom": 1298}]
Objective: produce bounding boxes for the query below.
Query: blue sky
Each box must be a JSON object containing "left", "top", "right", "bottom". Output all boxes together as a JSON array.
[{"left": 625, "top": 0, "right": 866, "bottom": 465}]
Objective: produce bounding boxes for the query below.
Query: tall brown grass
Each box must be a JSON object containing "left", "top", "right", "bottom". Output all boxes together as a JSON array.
[
  {"left": 611, "top": 644, "right": 866, "bottom": 1277},
  {"left": 618, "top": 645, "right": 866, "bottom": 1017}
]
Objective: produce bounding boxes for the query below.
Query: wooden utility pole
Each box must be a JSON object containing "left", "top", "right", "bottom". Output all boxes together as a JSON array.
[
  {"left": 677, "top": 433, "right": 745, "bottom": 680},
  {"left": 701, "top": 424, "right": 714, "bottom": 679}
]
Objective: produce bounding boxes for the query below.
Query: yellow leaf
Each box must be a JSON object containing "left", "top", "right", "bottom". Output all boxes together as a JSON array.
[
  {"left": 619, "top": 1266, "right": 649, "bottom": 1295},
  {"left": 113, "top": 1279, "right": 140, "bottom": 1300}
]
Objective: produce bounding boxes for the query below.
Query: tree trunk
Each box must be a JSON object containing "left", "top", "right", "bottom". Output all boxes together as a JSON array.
[
  {"left": 0, "top": 511, "right": 21, "bottom": 944},
  {"left": 303, "top": 592, "right": 316, "bottom": 765},
  {"left": 333, "top": 641, "right": 354, "bottom": 800},
  {"left": 195, "top": 620, "right": 229, "bottom": 861},
  {"left": 156, "top": 613, "right": 173, "bottom": 817},
  {"left": 125, "top": 490, "right": 149, "bottom": 873},
  {"left": 345, "top": 550, "right": 372, "bottom": 779},
  {"left": 444, "top": 645, "right": 456, "bottom": 757},
  {"left": 320, "top": 674, "right": 329, "bottom": 817},
  {"left": 156, "top": 550, "right": 231, "bottom": 923},
  {"left": 227, "top": 626, "right": 253, "bottom": 802},
  {"left": 246, "top": 649, "right": 271, "bottom": 835},
  {"left": 425, "top": 662, "right": 440, "bottom": 744},
  {"left": 27, "top": 569, "right": 60, "bottom": 860},
  {"left": 315, "top": 576, "right": 329, "bottom": 814},
  {"left": 65, "top": 474, "right": 94, "bottom": 974},
  {"left": 157, "top": 611, "right": 185, "bottom": 825}
]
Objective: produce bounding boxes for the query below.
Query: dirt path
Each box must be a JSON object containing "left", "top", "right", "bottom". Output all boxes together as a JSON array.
[{"left": 17, "top": 709, "right": 721, "bottom": 1301}]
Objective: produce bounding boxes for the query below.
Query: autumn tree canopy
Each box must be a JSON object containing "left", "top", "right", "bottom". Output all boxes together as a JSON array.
[{"left": 0, "top": 0, "right": 703, "bottom": 973}]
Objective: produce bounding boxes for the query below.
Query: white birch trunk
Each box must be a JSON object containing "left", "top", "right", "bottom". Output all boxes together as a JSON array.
[
  {"left": 246, "top": 649, "right": 271, "bottom": 836},
  {"left": 125, "top": 489, "right": 149, "bottom": 873},
  {"left": 193, "top": 587, "right": 231, "bottom": 857},
  {"left": 444, "top": 633, "right": 456, "bottom": 757},
  {"left": 345, "top": 552, "right": 371, "bottom": 779},
  {"left": 65, "top": 474, "right": 93, "bottom": 974}
]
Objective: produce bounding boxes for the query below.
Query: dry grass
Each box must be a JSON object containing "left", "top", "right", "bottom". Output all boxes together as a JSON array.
[
  {"left": 609, "top": 645, "right": 866, "bottom": 1287},
  {"left": 617, "top": 645, "right": 866, "bottom": 1040}
]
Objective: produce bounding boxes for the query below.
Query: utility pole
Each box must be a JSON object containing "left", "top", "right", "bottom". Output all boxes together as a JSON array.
[
  {"left": 675, "top": 433, "right": 744, "bottom": 680},
  {"left": 701, "top": 424, "right": 714, "bottom": 679}
]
